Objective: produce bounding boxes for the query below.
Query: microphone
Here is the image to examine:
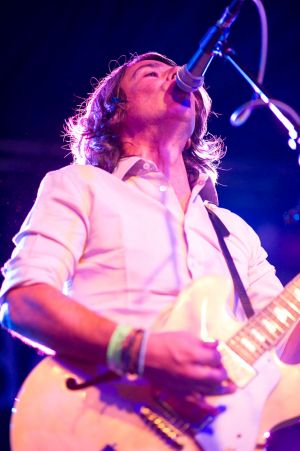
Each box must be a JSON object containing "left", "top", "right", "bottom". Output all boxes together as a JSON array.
[{"left": 176, "top": 0, "right": 245, "bottom": 92}]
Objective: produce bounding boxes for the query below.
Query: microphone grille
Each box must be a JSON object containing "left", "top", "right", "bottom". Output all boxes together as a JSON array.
[{"left": 176, "top": 65, "right": 205, "bottom": 93}]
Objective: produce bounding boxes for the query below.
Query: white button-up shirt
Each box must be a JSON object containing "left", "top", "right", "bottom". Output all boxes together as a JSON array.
[{"left": 1, "top": 157, "right": 283, "bottom": 329}]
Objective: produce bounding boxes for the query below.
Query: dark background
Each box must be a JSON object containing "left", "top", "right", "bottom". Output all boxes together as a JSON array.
[{"left": 0, "top": 1, "right": 299, "bottom": 449}]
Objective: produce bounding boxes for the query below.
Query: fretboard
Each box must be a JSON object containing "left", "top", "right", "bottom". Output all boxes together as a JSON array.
[{"left": 226, "top": 274, "right": 300, "bottom": 365}]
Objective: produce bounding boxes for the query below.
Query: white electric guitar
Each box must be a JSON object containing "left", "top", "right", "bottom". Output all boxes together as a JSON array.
[{"left": 10, "top": 275, "right": 300, "bottom": 451}]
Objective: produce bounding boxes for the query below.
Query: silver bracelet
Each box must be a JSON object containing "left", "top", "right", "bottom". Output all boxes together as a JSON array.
[{"left": 137, "top": 330, "right": 150, "bottom": 376}]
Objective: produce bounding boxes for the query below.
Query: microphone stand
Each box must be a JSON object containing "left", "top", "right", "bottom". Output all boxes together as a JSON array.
[
  {"left": 213, "top": 41, "right": 300, "bottom": 157},
  {"left": 212, "top": 39, "right": 300, "bottom": 226}
]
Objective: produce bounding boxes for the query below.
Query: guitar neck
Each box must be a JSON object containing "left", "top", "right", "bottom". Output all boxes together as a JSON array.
[{"left": 226, "top": 275, "right": 300, "bottom": 366}]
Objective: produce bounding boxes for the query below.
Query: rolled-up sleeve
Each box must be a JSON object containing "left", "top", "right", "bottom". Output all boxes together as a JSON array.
[{"left": 0, "top": 167, "right": 91, "bottom": 296}]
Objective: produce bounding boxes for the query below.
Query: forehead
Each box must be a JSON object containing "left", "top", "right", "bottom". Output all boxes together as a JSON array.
[{"left": 123, "top": 59, "right": 175, "bottom": 81}]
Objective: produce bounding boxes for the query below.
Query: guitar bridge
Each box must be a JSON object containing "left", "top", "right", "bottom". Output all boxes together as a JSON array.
[{"left": 139, "top": 405, "right": 184, "bottom": 450}]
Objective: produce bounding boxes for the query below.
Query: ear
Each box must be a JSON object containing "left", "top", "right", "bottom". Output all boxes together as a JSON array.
[
  {"left": 109, "top": 103, "right": 126, "bottom": 126},
  {"left": 184, "top": 138, "right": 192, "bottom": 150}
]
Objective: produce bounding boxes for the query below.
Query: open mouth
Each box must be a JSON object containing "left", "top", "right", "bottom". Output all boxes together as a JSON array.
[{"left": 170, "top": 82, "right": 191, "bottom": 107}]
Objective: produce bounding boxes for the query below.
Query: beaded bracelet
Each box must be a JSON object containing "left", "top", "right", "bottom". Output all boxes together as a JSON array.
[
  {"left": 106, "top": 324, "right": 132, "bottom": 375},
  {"left": 106, "top": 323, "right": 151, "bottom": 377},
  {"left": 121, "top": 328, "right": 144, "bottom": 375}
]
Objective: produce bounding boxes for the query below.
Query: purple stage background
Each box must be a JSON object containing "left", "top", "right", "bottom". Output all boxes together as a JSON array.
[{"left": 0, "top": 1, "right": 299, "bottom": 449}]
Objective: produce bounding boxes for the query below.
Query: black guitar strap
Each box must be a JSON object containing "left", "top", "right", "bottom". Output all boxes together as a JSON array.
[{"left": 206, "top": 206, "right": 255, "bottom": 319}]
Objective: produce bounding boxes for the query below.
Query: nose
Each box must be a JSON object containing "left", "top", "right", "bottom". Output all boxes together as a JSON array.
[{"left": 167, "top": 66, "right": 178, "bottom": 81}]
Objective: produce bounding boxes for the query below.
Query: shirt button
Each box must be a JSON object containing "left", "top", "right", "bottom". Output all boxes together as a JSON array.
[{"left": 159, "top": 185, "right": 167, "bottom": 192}]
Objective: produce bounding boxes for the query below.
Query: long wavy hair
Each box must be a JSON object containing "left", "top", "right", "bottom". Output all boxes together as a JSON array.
[{"left": 65, "top": 52, "right": 224, "bottom": 185}]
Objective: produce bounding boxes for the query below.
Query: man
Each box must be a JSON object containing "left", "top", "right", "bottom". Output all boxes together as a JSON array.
[{"left": 0, "top": 52, "right": 298, "bottom": 428}]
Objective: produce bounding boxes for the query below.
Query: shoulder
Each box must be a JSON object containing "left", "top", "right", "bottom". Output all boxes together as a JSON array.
[
  {"left": 45, "top": 164, "right": 109, "bottom": 182},
  {"left": 209, "top": 204, "right": 253, "bottom": 232},
  {"left": 38, "top": 164, "right": 114, "bottom": 193},
  {"left": 207, "top": 203, "right": 262, "bottom": 255}
]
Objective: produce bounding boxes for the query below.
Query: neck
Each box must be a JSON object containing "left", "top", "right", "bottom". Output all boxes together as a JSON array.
[{"left": 121, "top": 126, "right": 192, "bottom": 211}]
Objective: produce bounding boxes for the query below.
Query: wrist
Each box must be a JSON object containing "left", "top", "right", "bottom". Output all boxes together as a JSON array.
[
  {"left": 106, "top": 325, "right": 149, "bottom": 376},
  {"left": 142, "top": 332, "right": 160, "bottom": 376},
  {"left": 106, "top": 324, "right": 132, "bottom": 374}
]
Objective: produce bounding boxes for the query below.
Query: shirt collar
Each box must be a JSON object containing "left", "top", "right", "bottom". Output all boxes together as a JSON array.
[
  {"left": 113, "top": 156, "right": 219, "bottom": 205},
  {"left": 114, "top": 157, "right": 159, "bottom": 181},
  {"left": 192, "top": 173, "right": 219, "bottom": 206}
]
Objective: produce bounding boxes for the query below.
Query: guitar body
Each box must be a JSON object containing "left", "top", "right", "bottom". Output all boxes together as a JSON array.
[
  {"left": 10, "top": 276, "right": 300, "bottom": 451},
  {"left": 11, "top": 357, "right": 200, "bottom": 451}
]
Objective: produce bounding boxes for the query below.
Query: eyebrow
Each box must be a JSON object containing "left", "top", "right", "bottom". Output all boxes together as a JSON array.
[{"left": 130, "top": 62, "right": 167, "bottom": 80}]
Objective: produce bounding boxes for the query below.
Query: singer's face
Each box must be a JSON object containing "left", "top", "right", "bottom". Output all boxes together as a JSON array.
[{"left": 119, "top": 60, "right": 196, "bottom": 135}]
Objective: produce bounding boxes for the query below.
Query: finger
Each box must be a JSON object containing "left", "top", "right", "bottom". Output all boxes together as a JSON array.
[
  {"left": 196, "top": 398, "right": 219, "bottom": 416},
  {"left": 192, "top": 344, "right": 223, "bottom": 367},
  {"left": 192, "top": 363, "right": 229, "bottom": 383},
  {"left": 202, "top": 340, "right": 219, "bottom": 349},
  {"left": 216, "top": 379, "right": 237, "bottom": 395},
  {"left": 196, "top": 377, "right": 237, "bottom": 396}
]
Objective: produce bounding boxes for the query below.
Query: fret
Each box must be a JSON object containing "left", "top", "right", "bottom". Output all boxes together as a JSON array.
[
  {"left": 261, "top": 317, "right": 283, "bottom": 337},
  {"left": 250, "top": 327, "right": 266, "bottom": 343},
  {"left": 280, "top": 279, "right": 299, "bottom": 300},
  {"left": 246, "top": 317, "right": 273, "bottom": 343},
  {"left": 278, "top": 297, "right": 300, "bottom": 316},
  {"left": 230, "top": 324, "right": 269, "bottom": 363},
  {"left": 240, "top": 337, "right": 257, "bottom": 354},
  {"left": 271, "top": 300, "right": 297, "bottom": 322},
  {"left": 293, "top": 287, "right": 300, "bottom": 301},
  {"left": 287, "top": 300, "right": 300, "bottom": 314},
  {"left": 230, "top": 316, "right": 280, "bottom": 363},
  {"left": 252, "top": 326, "right": 278, "bottom": 355},
  {"left": 262, "top": 311, "right": 285, "bottom": 332},
  {"left": 252, "top": 309, "right": 283, "bottom": 337},
  {"left": 244, "top": 321, "right": 271, "bottom": 351},
  {"left": 248, "top": 327, "right": 268, "bottom": 352},
  {"left": 225, "top": 274, "right": 300, "bottom": 366},
  {"left": 264, "top": 306, "right": 293, "bottom": 332},
  {"left": 248, "top": 327, "right": 272, "bottom": 355},
  {"left": 286, "top": 286, "right": 300, "bottom": 305},
  {"left": 274, "top": 305, "right": 296, "bottom": 322},
  {"left": 277, "top": 291, "right": 300, "bottom": 315},
  {"left": 227, "top": 336, "right": 256, "bottom": 364},
  {"left": 272, "top": 297, "right": 299, "bottom": 325},
  {"left": 218, "top": 342, "right": 257, "bottom": 388},
  {"left": 229, "top": 317, "right": 277, "bottom": 363}
]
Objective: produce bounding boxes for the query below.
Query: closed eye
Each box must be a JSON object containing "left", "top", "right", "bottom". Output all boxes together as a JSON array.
[{"left": 144, "top": 71, "right": 159, "bottom": 77}]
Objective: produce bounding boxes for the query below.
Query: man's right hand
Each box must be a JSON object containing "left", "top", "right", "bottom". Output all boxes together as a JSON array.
[{"left": 144, "top": 331, "right": 236, "bottom": 397}]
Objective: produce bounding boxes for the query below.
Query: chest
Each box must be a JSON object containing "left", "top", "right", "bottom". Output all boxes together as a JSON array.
[{"left": 83, "top": 180, "right": 250, "bottom": 289}]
